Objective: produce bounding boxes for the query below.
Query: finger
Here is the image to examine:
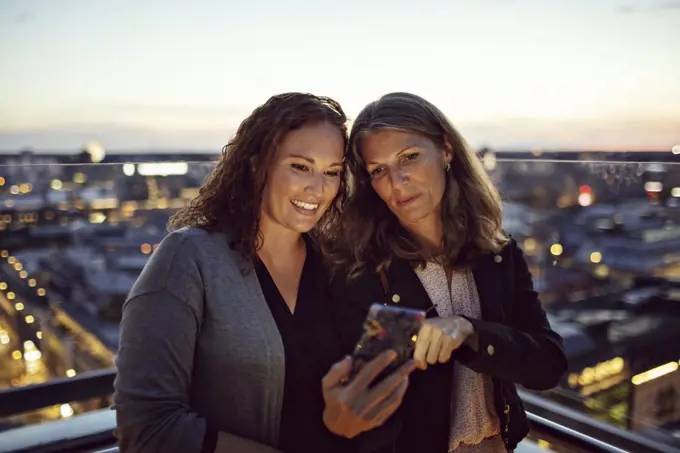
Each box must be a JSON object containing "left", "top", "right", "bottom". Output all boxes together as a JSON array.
[
  {"left": 426, "top": 328, "right": 443, "bottom": 365},
  {"left": 346, "top": 350, "right": 397, "bottom": 396},
  {"left": 397, "top": 359, "right": 418, "bottom": 377},
  {"left": 438, "top": 336, "right": 455, "bottom": 363},
  {"left": 363, "top": 378, "right": 410, "bottom": 427},
  {"left": 369, "top": 360, "right": 416, "bottom": 401},
  {"left": 413, "top": 324, "right": 432, "bottom": 369},
  {"left": 363, "top": 376, "right": 408, "bottom": 422},
  {"left": 322, "top": 356, "right": 352, "bottom": 391},
  {"left": 357, "top": 360, "right": 416, "bottom": 416}
]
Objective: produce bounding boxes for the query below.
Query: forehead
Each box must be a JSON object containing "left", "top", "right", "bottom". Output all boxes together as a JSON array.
[
  {"left": 361, "top": 130, "right": 436, "bottom": 160},
  {"left": 276, "top": 122, "right": 344, "bottom": 162}
]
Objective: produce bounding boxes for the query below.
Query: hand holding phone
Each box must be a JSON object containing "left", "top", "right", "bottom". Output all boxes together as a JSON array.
[
  {"left": 350, "top": 303, "right": 425, "bottom": 385},
  {"left": 322, "top": 351, "right": 415, "bottom": 438}
]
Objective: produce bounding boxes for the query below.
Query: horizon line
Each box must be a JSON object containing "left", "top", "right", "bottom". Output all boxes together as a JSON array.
[{"left": 0, "top": 147, "right": 677, "bottom": 155}]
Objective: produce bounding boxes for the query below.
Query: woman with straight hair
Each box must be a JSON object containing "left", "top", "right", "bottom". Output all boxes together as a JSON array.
[
  {"left": 113, "top": 92, "right": 416, "bottom": 453},
  {"left": 325, "top": 92, "right": 567, "bottom": 453}
]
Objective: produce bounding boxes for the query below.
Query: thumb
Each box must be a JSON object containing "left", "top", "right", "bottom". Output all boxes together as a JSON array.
[{"left": 322, "top": 355, "right": 353, "bottom": 391}]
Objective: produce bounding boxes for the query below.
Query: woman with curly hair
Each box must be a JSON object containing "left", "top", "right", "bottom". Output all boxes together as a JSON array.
[
  {"left": 325, "top": 92, "right": 567, "bottom": 453},
  {"left": 113, "top": 93, "right": 415, "bottom": 453}
]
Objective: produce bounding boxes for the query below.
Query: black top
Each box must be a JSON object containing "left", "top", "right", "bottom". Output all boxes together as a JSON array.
[{"left": 255, "top": 238, "right": 355, "bottom": 453}]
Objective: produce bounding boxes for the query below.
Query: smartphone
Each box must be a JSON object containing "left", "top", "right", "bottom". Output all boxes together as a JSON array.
[{"left": 350, "top": 303, "right": 425, "bottom": 385}]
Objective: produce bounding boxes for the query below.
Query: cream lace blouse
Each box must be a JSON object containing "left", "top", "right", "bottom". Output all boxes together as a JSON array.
[{"left": 414, "top": 262, "right": 506, "bottom": 453}]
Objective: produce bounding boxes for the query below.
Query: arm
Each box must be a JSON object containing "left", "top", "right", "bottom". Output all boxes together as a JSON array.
[
  {"left": 453, "top": 241, "right": 567, "bottom": 390},
  {"left": 114, "top": 233, "right": 280, "bottom": 453}
]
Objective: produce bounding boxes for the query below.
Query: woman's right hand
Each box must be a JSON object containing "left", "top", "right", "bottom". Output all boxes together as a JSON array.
[{"left": 321, "top": 350, "right": 416, "bottom": 439}]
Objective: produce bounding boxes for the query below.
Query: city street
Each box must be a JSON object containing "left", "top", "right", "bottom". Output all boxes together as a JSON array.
[{"left": 0, "top": 317, "right": 25, "bottom": 388}]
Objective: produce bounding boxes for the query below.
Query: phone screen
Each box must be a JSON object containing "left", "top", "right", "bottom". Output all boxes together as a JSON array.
[{"left": 350, "top": 303, "right": 425, "bottom": 385}]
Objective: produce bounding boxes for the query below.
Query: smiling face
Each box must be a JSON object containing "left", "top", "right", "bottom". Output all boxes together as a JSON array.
[
  {"left": 260, "top": 121, "right": 345, "bottom": 234},
  {"left": 361, "top": 129, "right": 451, "bottom": 231}
]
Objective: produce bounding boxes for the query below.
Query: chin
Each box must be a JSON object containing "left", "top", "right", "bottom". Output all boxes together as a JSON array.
[
  {"left": 293, "top": 225, "right": 315, "bottom": 234},
  {"left": 289, "top": 218, "right": 321, "bottom": 234},
  {"left": 394, "top": 208, "right": 432, "bottom": 225}
]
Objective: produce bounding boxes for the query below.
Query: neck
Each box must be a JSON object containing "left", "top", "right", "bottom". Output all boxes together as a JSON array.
[
  {"left": 257, "top": 217, "right": 305, "bottom": 263},
  {"left": 402, "top": 213, "right": 444, "bottom": 256}
]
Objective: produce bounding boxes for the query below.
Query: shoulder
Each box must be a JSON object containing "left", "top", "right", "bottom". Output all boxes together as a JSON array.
[
  {"left": 491, "top": 235, "right": 533, "bottom": 287},
  {"left": 130, "top": 228, "right": 241, "bottom": 300},
  {"left": 153, "top": 227, "right": 200, "bottom": 259},
  {"left": 163, "top": 226, "right": 230, "bottom": 250},
  {"left": 501, "top": 235, "right": 520, "bottom": 255},
  {"left": 503, "top": 236, "right": 529, "bottom": 267},
  {"left": 487, "top": 231, "right": 521, "bottom": 262},
  {"left": 469, "top": 235, "right": 526, "bottom": 284},
  {"left": 160, "top": 227, "right": 242, "bottom": 266},
  {"left": 471, "top": 232, "right": 518, "bottom": 263}
]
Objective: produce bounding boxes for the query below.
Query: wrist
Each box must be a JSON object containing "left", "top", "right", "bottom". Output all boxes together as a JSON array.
[
  {"left": 455, "top": 316, "right": 474, "bottom": 337},
  {"left": 461, "top": 318, "right": 479, "bottom": 351}
]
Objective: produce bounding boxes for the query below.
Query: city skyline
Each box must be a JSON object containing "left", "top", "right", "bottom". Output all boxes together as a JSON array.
[{"left": 1, "top": 0, "right": 679, "bottom": 151}]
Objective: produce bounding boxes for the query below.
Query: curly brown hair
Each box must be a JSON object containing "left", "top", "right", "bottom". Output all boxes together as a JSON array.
[
  {"left": 323, "top": 92, "right": 508, "bottom": 277},
  {"left": 169, "top": 92, "right": 348, "bottom": 268}
]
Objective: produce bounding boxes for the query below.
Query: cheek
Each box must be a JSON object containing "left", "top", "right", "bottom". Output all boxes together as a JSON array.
[
  {"left": 259, "top": 182, "right": 275, "bottom": 215},
  {"left": 428, "top": 169, "right": 448, "bottom": 202},
  {"left": 262, "top": 170, "right": 293, "bottom": 209},
  {"left": 270, "top": 169, "right": 298, "bottom": 196},
  {"left": 370, "top": 178, "right": 391, "bottom": 203},
  {"left": 325, "top": 178, "right": 342, "bottom": 200}
]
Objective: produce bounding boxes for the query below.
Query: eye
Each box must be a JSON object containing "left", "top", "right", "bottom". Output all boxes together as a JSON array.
[
  {"left": 291, "top": 163, "right": 309, "bottom": 172},
  {"left": 325, "top": 169, "right": 341, "bottom": 178},
  {"left": 369, "top": 167, "right": 383, "bottom": 178},
  {"left": 404, "top": 152, "right": 419, "bottom": 162}
]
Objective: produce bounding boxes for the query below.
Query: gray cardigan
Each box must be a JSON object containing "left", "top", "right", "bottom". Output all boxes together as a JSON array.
[{"left": 113, "top": 228, "right": 286, "bottom": 453}]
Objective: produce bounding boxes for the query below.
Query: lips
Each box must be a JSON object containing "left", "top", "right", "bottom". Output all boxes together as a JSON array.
[
  {"left": 396, "top": 194, "right": 420, "bottom": 206},
  {"left": 290, "top": 199, "right": 322, "bottom": 217},
  {"left": 291, "top": 199, "right": 319, "bottom": 211}
]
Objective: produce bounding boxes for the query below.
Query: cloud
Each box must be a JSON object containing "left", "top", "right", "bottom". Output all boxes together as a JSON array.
[
  {"left": 616, "top": 1, "right": 680, "bottom": 14},
  {"left": 0, "top": 122, "right": 234, "bottom": 152},
  {"left": 0, "top": 11, "right": 30, "bottom": 25},
  {"left": 658, "top": 1, "right": 680, "bottom": 10},
  {"left": 458, "top": 117, "right": 680, "bottom": 151},
  {"left": 616, "top": 5, "right": 636, "bottom": 14},
  {"left": 3, "top": 105, "right": 680, "bottom": 153},
  {"left": 2, "top": 116, "right": 678, "bottom": 153}
]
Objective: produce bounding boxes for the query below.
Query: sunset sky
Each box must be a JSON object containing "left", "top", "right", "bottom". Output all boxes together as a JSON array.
[{"left": 1, "top": 0, "right": 678, "bottom": 151}]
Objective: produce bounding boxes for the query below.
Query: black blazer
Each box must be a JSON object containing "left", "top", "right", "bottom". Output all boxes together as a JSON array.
[{"left": 330, "top": 238, "right": 567, "bottom": 453}]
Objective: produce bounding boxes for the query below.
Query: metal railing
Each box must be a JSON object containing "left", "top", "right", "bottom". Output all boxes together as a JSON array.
[
  {"left": 0, "top": 368, "right": 116, "bottom": 453},
  {"left": 0, "top": 368, "right": 116, "bottom": 419},
  {"left": 2, "top": 369, "right": 677, "bottom": 453},
  {"left": 520, "top": 390, "right": 680, "bottom": 453}
]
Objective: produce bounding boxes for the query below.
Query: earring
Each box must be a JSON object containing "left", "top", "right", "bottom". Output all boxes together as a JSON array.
[{"left": 444, "top": 163, "right": 451, "bottom": 172}]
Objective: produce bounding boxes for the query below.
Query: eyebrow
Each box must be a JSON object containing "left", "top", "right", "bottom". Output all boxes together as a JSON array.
[
  {"left": 288, "top": 153, "right": 343, "bottom": 167},
  {"left": 367, "top": 145, "right": 420, "bottom": 165}
]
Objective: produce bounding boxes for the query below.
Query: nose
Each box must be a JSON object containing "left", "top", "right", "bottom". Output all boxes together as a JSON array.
[
  {"left": 389, "top": 167, "right": 409, "bottom": 187},
  {"left": 304, "top": 172, "right": 324, "bottom": 198}
]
